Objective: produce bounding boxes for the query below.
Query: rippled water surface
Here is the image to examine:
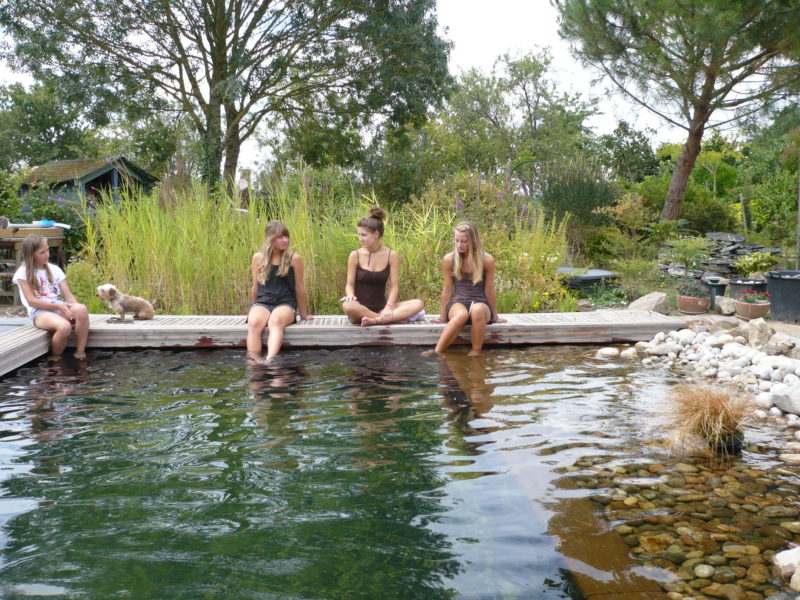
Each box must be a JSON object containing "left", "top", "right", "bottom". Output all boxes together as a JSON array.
[{"left": 0, "top": 347, "right": 796, "bottom": 599}]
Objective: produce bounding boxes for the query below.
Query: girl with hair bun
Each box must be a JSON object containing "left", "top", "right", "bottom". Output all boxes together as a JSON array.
[
  {"left": 340, "top": 206, "right": 425, "bottom": 326},
  {"left": 426, "top": 221, "right": 505, "bottom": 356},
  {"left": 247, "top": 220, "right": 312, "bottom": 361}
]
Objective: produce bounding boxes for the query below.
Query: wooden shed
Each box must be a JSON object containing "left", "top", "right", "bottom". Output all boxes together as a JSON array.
[{"left": 21, "top": 156, "right": 159, "bottom": 202}]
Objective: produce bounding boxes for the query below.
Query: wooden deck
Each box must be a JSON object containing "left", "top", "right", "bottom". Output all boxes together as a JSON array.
[{"left": 0, "top": 311, "right": 685, "bottom": 377}]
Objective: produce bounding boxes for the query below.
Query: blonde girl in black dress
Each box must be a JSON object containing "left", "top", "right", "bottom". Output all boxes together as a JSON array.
[
  {"left": 429, "top": 221, "right": 506, "bottom": 356},
  {"left": 340, "top": 207, "right": 424, "bottom": 326}
]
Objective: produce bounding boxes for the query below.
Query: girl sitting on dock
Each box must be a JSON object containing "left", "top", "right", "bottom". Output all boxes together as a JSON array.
[
  {"left": 13, "top": 234, "right": 90, "bottom": 359},
  {"left": 247, "top": 221, "right": 312, "bottom": 362},
  {"left": 427, "top": 221, "right": 505, "bottom": 356},
  {"left": 340, "top": 206, "right": 425, "bottom": 326}
]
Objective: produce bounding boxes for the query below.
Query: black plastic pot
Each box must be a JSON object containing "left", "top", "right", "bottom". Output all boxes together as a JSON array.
[
  {"left": 709, "top": 430, "right": 745, "bottom": 455},
  {"left": 727, "top": 278, "right": 767, "bottom": 301},
  {"left": 702, "top": 277, "right": 727, "bottom": 311},
  {"left": 765, "top": 270, "right": 800, "bottom": 323}
]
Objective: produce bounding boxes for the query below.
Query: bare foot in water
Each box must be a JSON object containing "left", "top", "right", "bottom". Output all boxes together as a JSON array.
[
  {"left": 73, "top": 352, "right": 87, "bottom": 360},
  {"left": 420, "top": 349, "right": 440, "bottom": 358},
  {"left": 467, "top": 349, "right": 481, "bottom": 357}
]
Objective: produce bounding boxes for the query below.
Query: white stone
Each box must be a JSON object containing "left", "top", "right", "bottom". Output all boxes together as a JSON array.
[
  {"left": 770, "top": 406, "right": 784, "bottom": 416},
  {"left": 686, "top": 352, "right": 700, "bottom": 362},
  {"left": 708, "top": 334, "right": 735, "bottom": 348},
  {"left": 791, "top": 568, "right": 800, "bottom": 592},
  {"left": 676, "top": 328, "right": 696, "bottom": 346},
  {"left": 787, "top": 414, "right": 800, "bottom": 427},
  {"left": 645, "top": 343, "right": 682, "bottom": 356},
  {"left": 653, "top": 331, "right": 666, "bottom": 343},
  {"left": 715, "top": 296, "right": 736, "bottom": 315},
  {"left": 717, "top": 371, "right": 732, "bottom": 380},
  {"left": 721, "top": 342, "right": 748, "bottom": 359},
  {"left": 629, "top": 292, "right": 670, "bottom": 314},
  {"left": 754, "top": 409, "right": 768, "bottom": 419},
  {"left": 786, "top": 374, "right": 800, "bottom": 386},
  {"left": 781, "top": 454, "right": 800, "bottom": 465},
  {"left": 747, "top": 318, "right": 775, "bottom": 349},
  {"left": 620, "top": 348, "right": 637, "bottom": 358},
  {"left": 774, "top": 546, "right": 800, "bottom": 579},
  {"left": 759, "top": 380, "right": 772, "bottom": 391},
  {"left": 703, "top": 368, "right": 718, "bottom": 378},
  {"left": 734, "top": 335, "right": 748, "bottom": 345},
  {"left": 597, "top": 347, "right": 620, "bottom": 357},
  {"left": 755, "top": 392, "right": 773, "bottom": 408},
  {"left": 772, "top": 384, "right": 800, "bottom": 416},
  {"left": 795, "top": 430, "right": 800, "bottom": 441}
]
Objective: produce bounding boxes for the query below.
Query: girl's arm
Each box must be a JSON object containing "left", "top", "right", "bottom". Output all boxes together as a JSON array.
[
  {"left": 59, "top": 279, "right": 79, "bottom": 304},
  {"left": 292, "top": 253, "right": 313, "bottom": 320},
  {"left": 433, "top": 254, "right": 453, "bottom": 323},
  {"left": 250, "top": 253, "right": 261, "bottom": 303},
  {"left": 380, "top": 251, "right": 400, "bottom": 316},
  {"left": 339, "top": 251, "right": 358, "bottom": 302},
  {"left": 17, "top": 280, "right": 73, "bottom": 319},
  {"left": 483, "top": 253, "right": 506, "bottom": 323}
]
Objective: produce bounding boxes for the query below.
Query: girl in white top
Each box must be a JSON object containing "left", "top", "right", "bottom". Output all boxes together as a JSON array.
[{"left": 13, "top": 234, "right": 89, "bottom": 359}]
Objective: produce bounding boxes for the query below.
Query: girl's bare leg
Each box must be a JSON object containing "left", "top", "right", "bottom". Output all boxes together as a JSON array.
[
  {"left": 433, "top": 304, "right": 469, "bottom": 354},
  {"left": 342, "top": 300, "right": 379, "bottom": 325},
  {"left": 467, "top": 303, "right": 491, "bottom": 356},
  {"left": 265, "top": 306, "right": 297, "bottom": 358},
  {"left": 246, "top": 305, "right": 271, "bottom": 360},
  {"left": 34, "top": 312, "right": 73, "bottom": 357},
  {"left": 388, "top": 299, "right": 424, "bottom": 322},
  {"left": 68, "top": 303, "right": 90, "bottom": 358}
]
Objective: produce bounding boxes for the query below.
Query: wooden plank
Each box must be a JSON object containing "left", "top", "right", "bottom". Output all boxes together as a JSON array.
[
  {"left": 78, "top": 311, "right": 684, "bottom": 349},
  {"left": 0, "top": 311, "right": 686, "bottom": 376}
]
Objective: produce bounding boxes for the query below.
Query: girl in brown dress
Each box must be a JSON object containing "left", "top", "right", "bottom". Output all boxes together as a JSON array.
[
  {"left": 429, "top": 221, "right": 506, "bottom": 356},
  {"left": 340, "top": 207, "right": 424, "bottom": 326}
]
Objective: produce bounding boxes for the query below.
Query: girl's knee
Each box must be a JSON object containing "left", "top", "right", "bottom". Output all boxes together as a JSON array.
[
  {"left": 73, "top": 303, "right": 89, "bottom": 317},
  {"left": 55, "top": 321, "right": 72, "bottom": 336}
]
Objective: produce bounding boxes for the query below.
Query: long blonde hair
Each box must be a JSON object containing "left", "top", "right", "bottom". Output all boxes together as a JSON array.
[
  {"left": 22, "top": 234, "right": 54, "bottom": 292},
  {"left": 452, "top": 221, "right": 484, "bottom": 284},
  {"left": 257, "top": 221, "right": 292, "bottom": 284}
]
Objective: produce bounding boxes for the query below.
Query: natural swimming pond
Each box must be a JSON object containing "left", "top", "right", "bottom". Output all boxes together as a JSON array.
[{"left": 0, "top": 347, "right": 798, "bottom": 599}]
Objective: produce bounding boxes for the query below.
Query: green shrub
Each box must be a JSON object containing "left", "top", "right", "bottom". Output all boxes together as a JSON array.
[{"left": 65, "top": 261, "right": 107, "bottom": 313}]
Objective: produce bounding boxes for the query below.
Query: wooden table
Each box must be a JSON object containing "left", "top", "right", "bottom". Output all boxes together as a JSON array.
[{"left": 0, "top": 227, "right": 66, "bottom": 305}]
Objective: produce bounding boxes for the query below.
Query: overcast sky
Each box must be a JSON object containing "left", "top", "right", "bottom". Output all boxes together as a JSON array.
[{"left": 0, "top": 1, "right": 686, "bottom": 170}]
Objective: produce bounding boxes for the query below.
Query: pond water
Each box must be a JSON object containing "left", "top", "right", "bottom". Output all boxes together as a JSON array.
[{"left": 0, "top": 347, "right": 797, "bottom": 600}]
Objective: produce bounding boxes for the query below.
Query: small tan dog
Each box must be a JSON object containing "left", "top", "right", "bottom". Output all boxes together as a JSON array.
[{"left": 97, "top": 284, "right": 155, "bottom": 322}]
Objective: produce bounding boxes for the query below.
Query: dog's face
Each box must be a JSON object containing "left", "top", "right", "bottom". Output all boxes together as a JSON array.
[{"left": 96, "top": 284, "right": 118, "bottom": 302}]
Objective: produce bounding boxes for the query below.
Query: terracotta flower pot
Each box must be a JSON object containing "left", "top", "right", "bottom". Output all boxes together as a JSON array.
[
  {"left": 734, "top": 300, "right": 770, "bottom": 321},
  {"left": 676, "top": 295, "right": 710, "bottom": 315}
]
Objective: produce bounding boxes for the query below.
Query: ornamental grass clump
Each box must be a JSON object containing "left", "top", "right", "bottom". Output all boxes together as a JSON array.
[
  {"left": 738, "top": 290, "right": 771, "bottom": 304},
  {"left": 665, "top": 384, "right": 754, "bottom": 455}
]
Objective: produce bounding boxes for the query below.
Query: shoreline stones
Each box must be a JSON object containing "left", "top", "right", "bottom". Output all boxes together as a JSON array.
[{"left": 635, "top": 319, "right": 800, "bottom": 424}]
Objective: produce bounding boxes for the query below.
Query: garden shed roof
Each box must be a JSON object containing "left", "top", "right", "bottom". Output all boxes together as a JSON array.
[{"left": 25, "top": 156, "right": 159, "bottom": 188}]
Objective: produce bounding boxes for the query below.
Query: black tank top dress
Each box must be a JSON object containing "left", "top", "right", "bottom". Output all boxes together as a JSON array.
[
  {"left": 254, "top": 256, "right": 297, "bottom": 311},
  {"left": 354, "top": 251, "right": 391, "bottom": 313},
  {"left": 446, "top": 269, "right": 491, "bottom": 323}
]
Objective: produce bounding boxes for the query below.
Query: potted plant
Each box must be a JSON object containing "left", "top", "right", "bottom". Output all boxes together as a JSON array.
[
  {"left": 664, "top": 235, "right": 713, "bottom": 314},
  {"left": 666, "top": 384, "right": 754, "bottom": 456},
  {"left": 734, "top": 289, "right": 771, "bottom": 321},
  {"left": 728, "top": 252, "right": 776, "bottom": 299},
  {"left": 676, "top": 279, "right": 711, "bottom": 314}
]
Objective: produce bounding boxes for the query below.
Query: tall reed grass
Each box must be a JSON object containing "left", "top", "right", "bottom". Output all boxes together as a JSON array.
[{"left": 78, "top": 167, "right": 571, "bottom": 315}]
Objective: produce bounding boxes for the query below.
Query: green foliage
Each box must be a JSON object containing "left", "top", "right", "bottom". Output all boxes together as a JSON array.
[
  {"left": 640, "top": 219, "right": 691, "bottom": 248},
  {"left": 539, "top": 155, "right": 616, "bottom": 245},
  {"left": 579, "top": 285, "right": 629, "bottom": 308},
  {"left": 489, "top": 211, "right": 570, "bottom": 312},
  {"left": 598, "top": 121, "right": 659, "bottom": 182},
  {"left": 0, "top": 169, "right": 22, "bottom": 217},
  {"left": 677, "top": 279, "right": 708, "bottom": 298},
  {"left": 16, "top": 192, "right": 85, "bottom": 259},
  {"left": 664, "top": 235, "right": 713, "bottom": 274},
  {"left": 64, "top": 261, "right": 107, "bottom": 313},
  {"left": 608, "top": 257, "right": 664, "bottom": 300},
  {"left": 732, "top": 252, "right": 780, "bottom": 276}
]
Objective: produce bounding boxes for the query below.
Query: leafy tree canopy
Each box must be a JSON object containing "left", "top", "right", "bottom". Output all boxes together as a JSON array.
[
  {"left": 555, "top": 0, "right": 800, "bottom": 220},
  {"left": 2, "top": 0, "right": 453, "bottom": 184}
]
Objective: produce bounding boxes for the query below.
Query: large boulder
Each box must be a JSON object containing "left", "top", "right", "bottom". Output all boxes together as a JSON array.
[
  {"left": 715, "top": 296, "right": 736, "bottom": 315},
  {"left": 747, "top": 318, "right": 774, "bottom": 349},
  {"left": 628, "top": 292, "right": 669, "bottom": 314},
  {"left": 771, "top": 383, "right": 800, "bottom": 416}
]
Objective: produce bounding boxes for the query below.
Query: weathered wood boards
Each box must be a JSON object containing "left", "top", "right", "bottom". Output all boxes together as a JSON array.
[
  {"left": 82, "top": 310, "right": 683, "bottom": 348},
  {"left": 0, "top": 310, "right": 686, "bottom": 377}
]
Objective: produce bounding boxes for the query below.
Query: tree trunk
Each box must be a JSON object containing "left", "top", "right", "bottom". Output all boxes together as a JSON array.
[
  {"left": 661, "top": 112, "right": 708, "bottom": 221},
  {"left": 203, "top": 88, "right": 223, "bottom": 186},
  {"left": 796, "top": 153, "right": 800, "bottom": 268},
  {"left": 223, "top": 130, "right": 240, "bottom": 184}
]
